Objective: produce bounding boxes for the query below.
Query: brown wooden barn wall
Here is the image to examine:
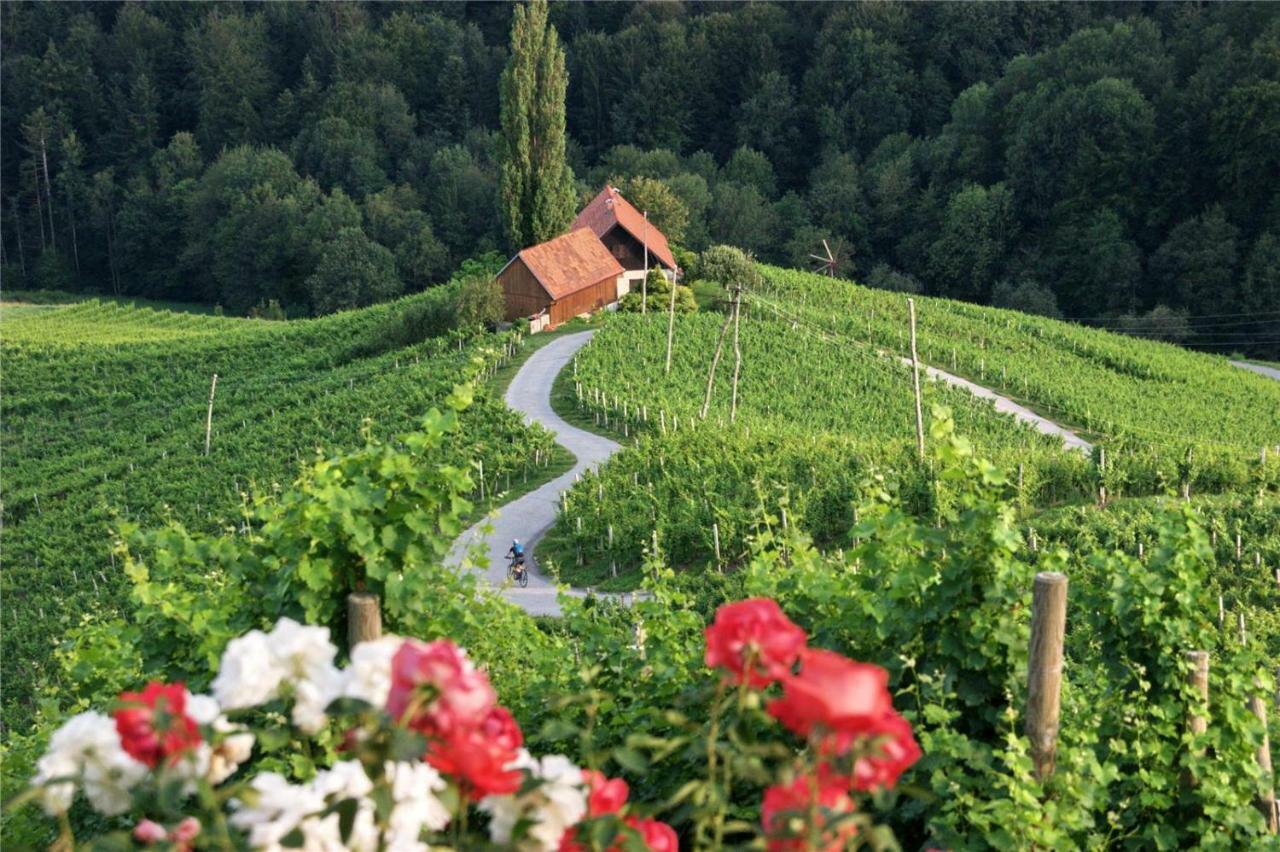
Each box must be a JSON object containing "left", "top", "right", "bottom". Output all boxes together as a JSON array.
[
  {"left": 497, "top": 259, "right": 551, "bottom": 321},
  {"left": 498, "top": 257, "right": 619, "bottom": 327},
  {"left": 601, "top": 227, "right": 650, "bottom": 271},
  {"left": 549, "top": 276, "right": 618, "bottom": 326}
]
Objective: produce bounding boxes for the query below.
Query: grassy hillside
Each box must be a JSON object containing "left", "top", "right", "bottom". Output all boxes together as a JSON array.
[
  {"left": 1, "top": 293, "right": 558, "bottom": 732},
  {"left": 542, "top": 268, "right": 1278, "bottom": 585},
  {"left": 754, "top": 266, "right": 1280, "bottom": 451}
]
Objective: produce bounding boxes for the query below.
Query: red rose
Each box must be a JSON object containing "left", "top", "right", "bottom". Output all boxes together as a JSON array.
[
  {"left": 625, "top": 816, "right": 680, "bottom": 851},
  {"left": 558, "top": 829, "right": 587, "bottom": 852},
  {"left": 114, "top": 682, "right": 202, "bottom": 768},
  {"left": 477, "top": 705, "right": 524, "bottom": 753},
  {"left": 583, "top": 769, "right": 630, "bottom": 816},
  {"left": 426, "top": 726, "right": 522, "bottom": 800},
  {"left": 761, "top": 776, "right": 856, "bottom": 852},
  {"left": 766, "top": 650, "right": 892, "bottom": 739},
  {"left": 704, "top": 598, "right": 807, "bottom": 688},
  {"left": 843, "top": 711, "right": 921, "bottom": 792},
  {"left": 386, "top": 639, "right": 496, "bottom": 736},
  {"left": 558, "top": 771, "right": 630, "bottom": 851}
]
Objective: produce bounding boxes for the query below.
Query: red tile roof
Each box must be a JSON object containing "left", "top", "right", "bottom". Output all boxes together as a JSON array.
[
  {"left": 509, "top": 227, "right": 624, "bottom": 300},
  {"left": 570, "top": 185, "right": 677, "bottom": 270}
]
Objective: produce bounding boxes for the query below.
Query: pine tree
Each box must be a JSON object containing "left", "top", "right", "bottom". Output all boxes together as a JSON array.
[{"left": 498, "top": 0, "right": 575, "bottom": 250}]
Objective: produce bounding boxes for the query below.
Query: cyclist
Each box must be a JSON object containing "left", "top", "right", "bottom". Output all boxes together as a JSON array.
[{"left": 507, "top": 539, "right": 525, "bottom": 569}]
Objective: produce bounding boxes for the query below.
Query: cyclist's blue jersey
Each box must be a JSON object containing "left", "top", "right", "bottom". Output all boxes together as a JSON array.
[{"left": 512, "top": 543, "right": 524, "bottom": 556}]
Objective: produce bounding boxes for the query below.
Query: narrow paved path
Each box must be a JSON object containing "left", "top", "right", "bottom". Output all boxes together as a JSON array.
[
  {"left": 897, "top": 356, "right": 1093, "bottom": 454},
  {"left": 448, "top": 332, "right": 619, "bottom": 616},
  {"left": 450, "top": 330, "right": 1092, "bottom": 615},
  {"left": 1231, "top": 360, "right": 1280, "bottom": 382}
]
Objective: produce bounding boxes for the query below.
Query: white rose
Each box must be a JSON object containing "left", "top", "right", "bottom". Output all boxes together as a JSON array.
[
  {"left": 230, "top": 772, "right": 326, "bottom": 850},
  {"left": 384, "top": 760, "right": 451, "bottom": 849},
  {"left": 480, "top": 752, "right": 586, "bottom": 851},
  {"left": 185, "top": 691, "right": 256, "bottom": 784},
  {"left": 213, "top": 630, "right": 286, "bottom": 710},
  {"left": 341, "top": 636, "right": 403, "bottom": 707},
  {"left": 32, "top": 712, "right": 147, "bottom": 817},
  {"left": 268, "top": 618, "right": 337, "bottom": 680}
]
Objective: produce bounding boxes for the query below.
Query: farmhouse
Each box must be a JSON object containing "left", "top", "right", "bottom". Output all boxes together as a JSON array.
[
  {"left": 571, "top": 184, "right": 677, "bottom": 292},
  {"left": 495, "top": 227, "right": 625, "bottom": 329},
  {"left": 497, "top": 185, "right": 679, "bottom": 330}
]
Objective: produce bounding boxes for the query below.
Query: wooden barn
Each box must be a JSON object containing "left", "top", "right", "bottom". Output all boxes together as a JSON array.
[
  {"left": 571, "top": 185, "right": 677, "bottom": 294},
  {"left": 496, "top": 227, "right": 625, "bottom": 329}
]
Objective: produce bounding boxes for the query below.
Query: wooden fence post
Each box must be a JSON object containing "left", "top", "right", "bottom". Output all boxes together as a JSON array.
[
  {"left": 1026, "top": 572, "right": 1068, "bottom": 782},
  {"left": 204, "top": 373, "right": 218, "bottom": 456},
  {"left": 347, "top": 592, "right": 381, "bottom": 647},
  {"left": 1249, "top": 679, "right": 1278, "bottom": 833},
  {"left": 908, "top": 298, "right": 925, "bottom": 460},
  {"left": 730, "top": 286, "right": 743, "bottom": 422},
  {"left": 1186, "top": 650, "right": 1210, "bottom": 735}
]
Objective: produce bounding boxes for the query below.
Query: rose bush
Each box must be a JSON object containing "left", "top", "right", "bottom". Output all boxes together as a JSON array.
[{"left": 15, "top": 599, "right": 918, "bottom": 850}]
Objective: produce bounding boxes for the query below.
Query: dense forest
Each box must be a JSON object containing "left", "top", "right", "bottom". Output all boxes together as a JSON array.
[{"left": 3, "top": 2, "right": 1278, "bottom": 352}]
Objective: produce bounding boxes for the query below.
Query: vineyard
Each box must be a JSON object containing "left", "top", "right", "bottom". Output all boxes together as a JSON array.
[
  {"left": 4, "top": 279, "right": 1279, "bottom": 848},
  {"left": 753, "top": 265, "right": 1280, "bottom": 453},
  {"left": 543, "top": 287, "right": 1278, "bottom": 585},
  {"left": 1, "top": 293, "right": 560, "bottom": 734}
]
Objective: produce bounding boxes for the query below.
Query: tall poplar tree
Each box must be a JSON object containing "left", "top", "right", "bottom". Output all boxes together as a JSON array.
[{"left": 498, "top": 0, "right": 575, "bottom": 250}]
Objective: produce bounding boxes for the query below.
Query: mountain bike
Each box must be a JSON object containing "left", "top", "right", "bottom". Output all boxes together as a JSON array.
[{"left": 507, "top": 554, "right": 529, "bottom": 588}]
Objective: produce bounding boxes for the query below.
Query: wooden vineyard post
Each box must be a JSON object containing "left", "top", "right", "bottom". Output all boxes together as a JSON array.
[
  {"left": 700, "top": 292, "right": 735, "bottom": 419},
  {"left": 730, "top": 285, "right": 743, "bottom": 423},
  {"left": 1026, "top": 572, "right": 1068, "bottom": 781},
  {"left": 1248, "top": 679, "right": 1278, "bottom": 833},
  {"left": 641, "top": 210, "right": 649, "bottom": 314},
  {"left": 712, "top": 522, "right": 721, "bottom": 570},
  {"left": 1187, "top": 650, "right": 1210, "bottom": 736},
  {"left": 665, "top": 268, "right": 678, "bottom": 375},
  {"left": 608, "top": 524, "right": 616, "bottom": 578},
  {"left": 204, "top": 373, "right": 218, "bottom": 456},
  {"left": 347, "top": 592, "right": 381, "bottom": 647},
  {"left": 907, "top": 298, "right": 925, "bottom": 460}
]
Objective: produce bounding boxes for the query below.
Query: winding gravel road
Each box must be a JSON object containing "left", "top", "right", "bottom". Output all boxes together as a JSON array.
[
  {"left": 448, "top": 328, "right": 1091, "bottom": 615},
  {"left": 898, "top": 357, "right": 1094, "bottom": 454},
  {"left": 447, "top": 331, "right": 618, "bottom": 616},
  {"left": 1231, "top": 360, "right": 1280, "bottom": 382}
]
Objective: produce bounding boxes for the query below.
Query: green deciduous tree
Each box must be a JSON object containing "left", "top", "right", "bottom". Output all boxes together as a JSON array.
[
  {"left": 453, "top": 272, "right": 505, "bottom": 329},
  {"left": 1241, "top": 231, "right": 1280, "bottom": 318},
  {"left": 498, "top": 0, "right": 575, "bottom": 249},
  {"left": 926, "top": 182, "right": 1015, "bottom": 301},
  {"left": 1038, "top": 207, "right": 1141, "bottom": 316},
  {"left": 615, "top": 176, "right": 689, "bottom": 246},
  {"left": 1149, "top": 205, "right": 1240, "bottom": 317},
  {"left": 305, "top": 226, "right": 402, "bottom": 315}
]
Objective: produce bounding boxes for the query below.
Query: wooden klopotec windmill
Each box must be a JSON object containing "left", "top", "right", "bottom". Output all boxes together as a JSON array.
[{"left": 810, "top": 238, "right": 848, "bottom": 278}]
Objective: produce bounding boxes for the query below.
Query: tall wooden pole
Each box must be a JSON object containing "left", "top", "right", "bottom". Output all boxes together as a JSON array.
[
  {"left": 730, "top": 286, "right": 742, "bottom": 422},
  {"left": 1249, "top": 681, "right": 1278, "bottom": 833},
  {"left": 701, "top": 296, "right": 734, "bottom": 419},
  {"left": 204, "top": 373, "right": 219, "bottom": 456},
  {"left": 1186, "top": 651, "right": 1210, "bottom": 733},
  {"left": 1026, "top": 571, "right": 1068, "bottom": 781},
  {"left": 665, "top": 265, "right": 678, "bottom": 375},
  {"left": 908, "top": 298, "right": 925, "bottom": 460},
  {"left": 641, "top": 210, "right": 649, "bottom": 315}
]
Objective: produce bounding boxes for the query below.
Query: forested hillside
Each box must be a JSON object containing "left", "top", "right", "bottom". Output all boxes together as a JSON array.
[{"left": 4, "top": 3, "right": 1278, "bottom": 352}]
